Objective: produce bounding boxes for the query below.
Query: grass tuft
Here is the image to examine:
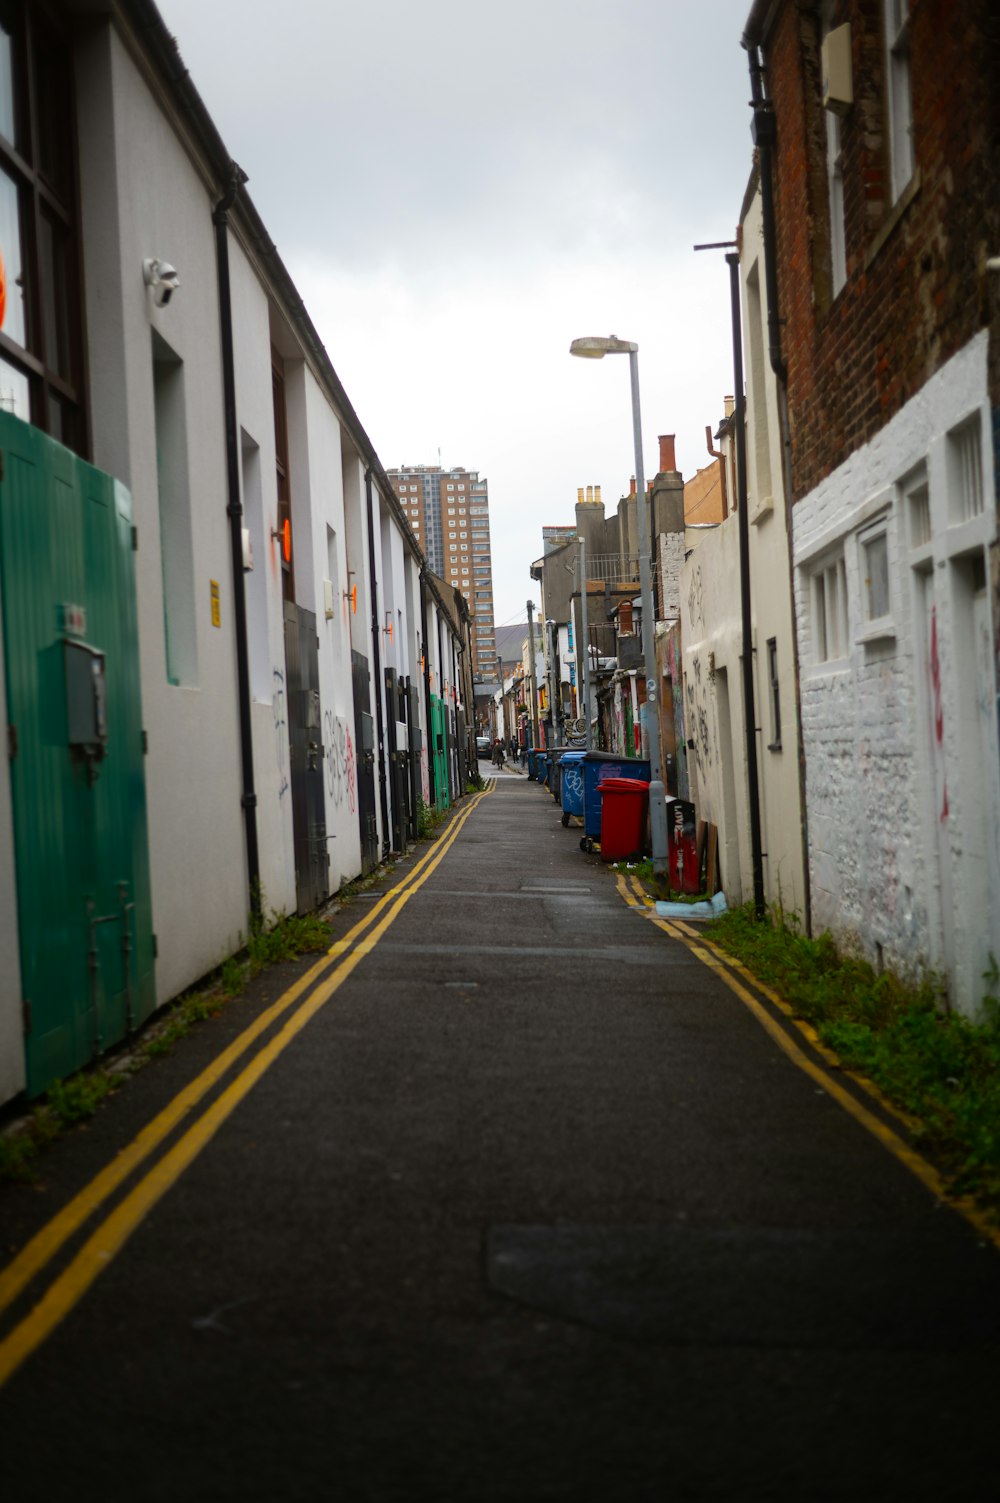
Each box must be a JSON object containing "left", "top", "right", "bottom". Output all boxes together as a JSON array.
[{"left": 709, "top": 905, "right": 1000, "bottom": 1216}]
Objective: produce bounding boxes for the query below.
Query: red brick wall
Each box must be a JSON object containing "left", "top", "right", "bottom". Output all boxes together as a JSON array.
[{"left": 763, "top": 0, "right": 1000, "bottom": 502}]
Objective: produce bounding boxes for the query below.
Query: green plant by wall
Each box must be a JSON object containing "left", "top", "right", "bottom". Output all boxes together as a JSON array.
[{"left": 709, "top": 905, "right": 1000, "bottom": 1218}]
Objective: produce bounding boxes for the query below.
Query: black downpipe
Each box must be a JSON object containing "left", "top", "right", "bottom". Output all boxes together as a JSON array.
[
  {"left": 365, "top": 469, "right": 390, "bottom": 855},
  {"left": 727, "top": 251, "right": 766, "bottom": 922},
  {"left": 748, "top": 51, "right": 787, "bottom": 385},
  {"left": 214, "top": 164, "right": 260, "bottom": 925}
]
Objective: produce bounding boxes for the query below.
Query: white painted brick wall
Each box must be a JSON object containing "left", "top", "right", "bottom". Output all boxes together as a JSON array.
[{"left": 793, "top": 331, "right": 999, "bottom": 1013}]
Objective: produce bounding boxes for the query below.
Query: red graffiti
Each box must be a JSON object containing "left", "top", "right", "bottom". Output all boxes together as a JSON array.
[{"left": 929, "top": 605, "right": 948, "bottom": 821}]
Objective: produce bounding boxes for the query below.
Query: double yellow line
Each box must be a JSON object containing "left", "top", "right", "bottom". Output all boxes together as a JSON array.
[
  {"left": 0, "top": 785, "right": 492, "bottom": 1388},
  {"left": 614, "top": 873, "right": 1000, "bottom": 1253}
]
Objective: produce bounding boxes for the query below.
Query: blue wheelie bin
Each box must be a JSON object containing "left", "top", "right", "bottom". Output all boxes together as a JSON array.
[
  {"left": 527, "top": 748, "right": 537, "bottom": 779},
  {"left": 580, "top": 750, "right": 651, "bottom": 852},
  {"left": 559, "top": 751, "right": 586, "bottom": 827},
  {"left": 537, "top": 753, "right": 550, "bottom": 787}
]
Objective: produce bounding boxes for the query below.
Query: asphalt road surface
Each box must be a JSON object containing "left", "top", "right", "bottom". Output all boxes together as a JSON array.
[{"left": 1, "top": 777, "right": 998, "bottom": 1501}]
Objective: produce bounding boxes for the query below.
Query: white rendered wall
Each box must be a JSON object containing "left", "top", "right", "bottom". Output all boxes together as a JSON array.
[
  {"left": 77, "top": 27, "right": 248, "bottom": 1000},
  {"left": 679, "top": 186, "right": 806, "bottom": 916},
  {"left": 229, "top": 239, "right": 296, "bottom": 917},
  {"left": 793, "top": 331, "right": 998, "bottom": 1013}
]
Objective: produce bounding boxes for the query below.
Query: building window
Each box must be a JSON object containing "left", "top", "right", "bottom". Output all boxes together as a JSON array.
[
  {"left": 884, "top": 0, "right": 914, "bottom": 200},
  {"left": 860, "top": 524, "right": 890, "bottom": 623},
  {"left": 272, "top": 349, "right": 294, "bottom": 602},
  {"left": 0, "top": 2, "right": 85, "bottom": 449},
  {"left": 947, "top": 415, "right": 984, "bottom": 525},
  {"left": 811, "top": 553, "right": 848, "bottom": 663},
  {"left": 153, "top": 334, "right": 197, "bottom": 686},
  {"left": 766, "top": 638, "right": 781, "bottom": 750},
  {"left": 822, "top": 4, "right": 847, "bottom": 294}
]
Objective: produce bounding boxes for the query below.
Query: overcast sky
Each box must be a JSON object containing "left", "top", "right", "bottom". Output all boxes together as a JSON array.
[{"left": 157, "top": 0, "right": 757, "bottom": 630}]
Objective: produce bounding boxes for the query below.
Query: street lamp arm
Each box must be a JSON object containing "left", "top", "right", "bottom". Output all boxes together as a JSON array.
[{"left": 569, "top": 335, "right": 639, "bottom": 358}]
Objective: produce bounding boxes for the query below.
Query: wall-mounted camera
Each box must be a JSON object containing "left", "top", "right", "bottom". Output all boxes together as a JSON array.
[{"left": 143, "top": 257, "right": 181, "bottom": 308}]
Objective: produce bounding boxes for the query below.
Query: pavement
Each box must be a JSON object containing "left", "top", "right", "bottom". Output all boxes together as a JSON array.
[{"left": 1, "top": 774, "right": 999, "bottom": 1501}]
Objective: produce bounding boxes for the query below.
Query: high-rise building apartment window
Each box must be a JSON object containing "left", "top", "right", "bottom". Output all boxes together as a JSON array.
[{"left": 0, "top": 1, "right": 85, "bottom": 450}]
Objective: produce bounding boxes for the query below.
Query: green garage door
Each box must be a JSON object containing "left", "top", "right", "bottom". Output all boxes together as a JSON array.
[{"left": 0, "top": 412, "right": 155, "bottom": 1097}]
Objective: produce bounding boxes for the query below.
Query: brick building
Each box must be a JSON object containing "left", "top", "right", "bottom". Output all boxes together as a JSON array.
[{"left": 742, "top": 0, "right": 1000, "bottom": 1011}]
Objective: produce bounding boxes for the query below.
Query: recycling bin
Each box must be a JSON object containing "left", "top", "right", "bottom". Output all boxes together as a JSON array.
[
  {"left": 580, "top": 751, "right": 651, "bottom": 851},
  {"left": 598, "top": 777, "right": 650, "bottom": 862},
  {"left": 536, "top": 752, "right": 550, "bottom": 787},
  {"left": 558, "top": 751, "right": 586, "bottom": 827},
  {"left": 527, "top": 748, "right": 537, "bottom": 779},
  {"left": 548, "top": 745, "right": 569, "bottom": 802}
]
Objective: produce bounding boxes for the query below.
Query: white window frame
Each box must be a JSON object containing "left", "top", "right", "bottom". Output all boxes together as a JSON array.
[
  {"left": 855, "top": 513, "right": 895, "bottom": 643},
  {"left": 884, "top": 0, "right": 914, "bottom": 201},
  {"left": 810, "top": 551, "right": 849, "bottom": 664}
]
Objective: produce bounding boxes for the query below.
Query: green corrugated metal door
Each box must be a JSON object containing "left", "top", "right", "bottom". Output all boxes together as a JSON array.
[
  {"left": 430, "top": 695, "right": 448, "bottom": 811},
  {"left": 0, "top": 413, "right": 155, "bottom": 1097}
]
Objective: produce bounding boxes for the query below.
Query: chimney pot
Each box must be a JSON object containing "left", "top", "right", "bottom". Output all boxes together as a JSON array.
[
  {"left": 577, "top": 487, "right": 584, "bottom": 505},
  {"left": 658, "top": 434, "right": 677, "bottom": 473},
  {"left": 586, "top": 485, "right": 593, "bottom": 504},
  {"left": 595, "top": 484, "right": 602, "bottom": 505},
  {"left": 629, "top": 476, "right": 636, "bottom": 497}
]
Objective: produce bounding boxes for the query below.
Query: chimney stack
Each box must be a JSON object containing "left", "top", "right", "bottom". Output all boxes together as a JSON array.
[
  {"left": 658, "top": 434, "right": 677, "bottom": 473},
  {"left": 629, "top": 476, "right": 636, "bottom": 497}
]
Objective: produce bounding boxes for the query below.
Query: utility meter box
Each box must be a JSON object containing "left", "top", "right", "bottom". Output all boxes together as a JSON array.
[
  {"left": 65, "top": 639, "right": 108, "bottom": 762},
  {"left": 822, "top": 23, "right": 853, "bottom": 113}
]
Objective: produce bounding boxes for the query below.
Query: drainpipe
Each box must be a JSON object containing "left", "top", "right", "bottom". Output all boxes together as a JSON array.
[
  {"left": 706, "top": 423, "right": 729, "bottom": 519},
  {"left": 213, "top": 163, "right": 260, "bottom": 925},
  {"left": 744, "top": 35, "right": 813, "bottom": 934},
  {"left": 365, "top": 469, "right": 390, "bottom": 856},
  {"left": 727, "top": 251, "right": 766, "bottom": 921},
  {"left": 419, "top": 570, "right": 435, "bottom": 810},
  {"left": 526, "top": 599, "right": 541, "bottom": 751}
]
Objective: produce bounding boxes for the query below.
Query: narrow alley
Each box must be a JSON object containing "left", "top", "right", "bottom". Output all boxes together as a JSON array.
[{"left": 1, "top": 776, "right": 998, "bottom": 1499}]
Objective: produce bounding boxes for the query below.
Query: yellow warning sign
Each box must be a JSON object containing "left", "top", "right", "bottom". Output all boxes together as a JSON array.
[{"left": 210, "top": 580, "right": 221, "bottom": 628}]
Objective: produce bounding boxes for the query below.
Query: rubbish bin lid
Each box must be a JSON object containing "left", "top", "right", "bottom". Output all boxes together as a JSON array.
[
  {"left": 559, "top": 751, "right": 586, "bottom": 765},
  {"left": 598, "top": 777, "right": 650, "bottom": 793}
]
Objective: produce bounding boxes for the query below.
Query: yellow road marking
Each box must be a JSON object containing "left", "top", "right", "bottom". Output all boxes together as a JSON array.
[
  {"left": 611, "top": 875, "right": 1000, "bottom": 1252},
  {"left": 0, "top": 788, "right": 489, "bottom": 1331}
]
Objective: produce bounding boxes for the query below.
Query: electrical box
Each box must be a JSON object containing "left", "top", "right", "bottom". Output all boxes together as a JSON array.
[
  {"left": 64, "top": 639, "right": 108, "bottom": 772},
  {"left": 241, "top": 527, "right": 254, "bottom": 571},
  {"left": 822, "top": 23, "right": 852, "bottom": 114}
]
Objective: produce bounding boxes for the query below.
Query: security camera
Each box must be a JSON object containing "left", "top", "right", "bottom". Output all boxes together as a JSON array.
[{"left": 143, "top": 257, "right": 180, "bottom": 308}]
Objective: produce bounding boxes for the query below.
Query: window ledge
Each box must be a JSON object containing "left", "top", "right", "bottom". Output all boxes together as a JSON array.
[
  {"left": 751, "top": 495, "right": 774, "bottom": 525},
  {"left": 865, "top": 169, "right": 922, "bottom": 271},
  {"left": 855, "top": 618, "right": 896, "bottom": 646}
]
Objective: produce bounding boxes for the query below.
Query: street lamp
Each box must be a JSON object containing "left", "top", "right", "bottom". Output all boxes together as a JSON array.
[{"left": 570, "top": 334, "right": 669, "bottom": 878}]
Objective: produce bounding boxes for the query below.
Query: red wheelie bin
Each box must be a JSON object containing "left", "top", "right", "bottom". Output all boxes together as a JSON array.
[{"left": 597, "top": 776, "right": 650, "bottom": 862}]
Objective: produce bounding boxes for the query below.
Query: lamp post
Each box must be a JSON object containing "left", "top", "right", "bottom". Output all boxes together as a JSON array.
[
  {"left": 578, "top": 533, "right": 592, "bottom": 750},
  {"left": 570, "top": 335, "right": 668, "bottom": 877}
]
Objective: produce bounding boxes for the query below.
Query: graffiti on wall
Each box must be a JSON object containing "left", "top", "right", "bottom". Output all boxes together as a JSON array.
[
  {"left": 273, "top": 667, "right": 289, "bottom": 800},
  {"left": 325, "top": 711, "right": 357, "bottom": 815},
  {"left": 684, "top": 653, "right": 713, "bottom": 768}
]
